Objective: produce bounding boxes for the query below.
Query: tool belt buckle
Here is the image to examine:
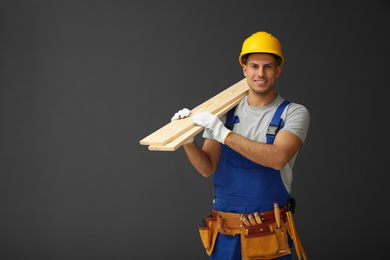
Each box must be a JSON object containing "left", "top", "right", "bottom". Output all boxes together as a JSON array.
[
  {"left": 219, "top": 224, "right": 231, "bottom": 235},
  {"left": 217, "top": 212, "right": 233, "bottom": 235}
]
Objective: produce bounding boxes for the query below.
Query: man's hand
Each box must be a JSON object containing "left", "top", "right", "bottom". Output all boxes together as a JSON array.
[
  {"left": 171, "top": 108, "right": 191, "bottom": 122},
  {"left": 171, "top": 108, "right": 194, "bottom": 143},
  {"left": 191, "top": 112, "right": 232, "bottom": 144}
]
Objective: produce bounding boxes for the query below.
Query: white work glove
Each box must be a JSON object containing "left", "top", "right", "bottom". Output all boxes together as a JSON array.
[
  {"left": 191, "top": 112, "right": 232, "bottom": 144},
  {"left": 171, "top": 108, "right": 191, "bottom": 122},
  {"left": 171, "top": 108, "right": 195, "bottom": 143}
]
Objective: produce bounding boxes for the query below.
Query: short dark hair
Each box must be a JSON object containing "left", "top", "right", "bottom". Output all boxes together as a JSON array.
[{"left": 242, "top": 53, "right": 282, "bottom": 66}]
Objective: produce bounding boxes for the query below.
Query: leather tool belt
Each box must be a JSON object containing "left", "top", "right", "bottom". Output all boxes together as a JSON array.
[{"left": 199, "top": 206, "right": 307, "bottom": 260}]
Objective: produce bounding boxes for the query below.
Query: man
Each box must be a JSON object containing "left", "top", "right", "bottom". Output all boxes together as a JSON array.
[{"left": 173, "top": 32, "right": 310, "bottom": 260}]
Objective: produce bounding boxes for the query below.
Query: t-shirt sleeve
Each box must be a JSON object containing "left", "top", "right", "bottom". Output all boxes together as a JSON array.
[{"left": 282, "top": 104, "right": 310, "bottom": 144}]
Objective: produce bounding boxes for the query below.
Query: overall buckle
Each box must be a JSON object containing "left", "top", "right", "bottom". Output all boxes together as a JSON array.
[{"left": 267, "top": 125, "right": 279, "bottom": 136}]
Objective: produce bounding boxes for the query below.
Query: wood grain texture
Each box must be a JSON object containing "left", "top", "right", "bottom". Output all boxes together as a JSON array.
[
  {"left": 148, "top": 92, "right": 247, "bottom": 151},
  {"left": 140, "top": 78, "right": 249, "bottom": 147}
]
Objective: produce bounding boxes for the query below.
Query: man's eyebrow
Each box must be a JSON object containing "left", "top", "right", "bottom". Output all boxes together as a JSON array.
[{"left": 249, "top": 62, "right": 274, "bottom": 66}]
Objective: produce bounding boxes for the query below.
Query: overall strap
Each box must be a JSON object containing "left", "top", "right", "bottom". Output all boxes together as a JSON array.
[
  {"left": 225, "top": 106, "right": 240, "bottom": 130},
  {"left": 266, "top": 100, "right": 290, "bottom": 144}
]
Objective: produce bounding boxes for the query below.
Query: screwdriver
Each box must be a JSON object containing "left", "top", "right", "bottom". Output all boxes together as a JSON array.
[{"left": 274, "top": 203, "right": 281, "bottom": 229}]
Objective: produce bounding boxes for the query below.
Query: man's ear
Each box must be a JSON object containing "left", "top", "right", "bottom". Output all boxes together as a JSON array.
[
  {"left": 276, "top": 65, "right": 282, "bottom": 78},
  {"left": 242, "top": 65, "right": 247, "bottom": 77}
]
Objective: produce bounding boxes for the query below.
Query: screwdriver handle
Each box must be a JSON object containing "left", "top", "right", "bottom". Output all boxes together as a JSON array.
[{"left": 274, "top": 203, "right": 281, "bottom": 229}]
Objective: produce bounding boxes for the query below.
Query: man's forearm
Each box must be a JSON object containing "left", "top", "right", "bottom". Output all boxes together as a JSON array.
[
  {"left": 182, "top": 140, "right": 219, "bottom": 177},
  {"left": 224, "top": 132, "right": 289, "bottom": 170}
]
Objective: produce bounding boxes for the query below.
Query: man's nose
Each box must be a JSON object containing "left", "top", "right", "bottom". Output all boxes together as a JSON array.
[{"left": 258, "top": 67, "right": 265, "bottom": 77}]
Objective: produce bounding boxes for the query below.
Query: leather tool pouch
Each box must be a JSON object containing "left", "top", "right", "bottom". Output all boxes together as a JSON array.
[
  {"left": 199, "top": 209, "right": 303, "bottom": 259},
  {"left": 241, "top": 219, "right": 291, "bottom": 260},
  {"left": 198, "top": 214, "right": 218, "bottom": 256}
]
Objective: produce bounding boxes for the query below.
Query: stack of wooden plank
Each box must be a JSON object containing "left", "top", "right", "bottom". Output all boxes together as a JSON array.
[{"left": 139, "top": 78, "right": 249, "bottom": 151}]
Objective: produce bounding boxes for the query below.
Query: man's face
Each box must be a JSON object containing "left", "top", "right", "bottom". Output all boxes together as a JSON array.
[{"left": 242, "top": 53, "right": 282, "bottom": 95}]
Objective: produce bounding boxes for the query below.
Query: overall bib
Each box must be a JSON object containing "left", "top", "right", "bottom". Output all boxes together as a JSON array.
[{"left": 211, "top": 101, "right": 292, "bottom": 260}]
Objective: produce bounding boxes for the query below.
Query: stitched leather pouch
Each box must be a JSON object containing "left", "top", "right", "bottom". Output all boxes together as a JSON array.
[
  {"left": 241, "top": 220, "right": 291, "bottom": 260},
  {"left": 199, "top": 214, "right": 218, "bottom": 256}
]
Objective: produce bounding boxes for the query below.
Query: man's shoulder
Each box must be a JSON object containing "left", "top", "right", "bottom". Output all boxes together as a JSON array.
[{"left": 285, "top": 101, "right": 310, "bottom": 117}]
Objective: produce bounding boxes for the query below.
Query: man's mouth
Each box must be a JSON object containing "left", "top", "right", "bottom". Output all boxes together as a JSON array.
[{"left": 254, "top": 79, "right": 267, "bottom": 85}]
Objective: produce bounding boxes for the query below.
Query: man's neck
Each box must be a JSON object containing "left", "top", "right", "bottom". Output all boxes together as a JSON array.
[{"left": 247, "top": 91, "right": 277, "bottom": 108}]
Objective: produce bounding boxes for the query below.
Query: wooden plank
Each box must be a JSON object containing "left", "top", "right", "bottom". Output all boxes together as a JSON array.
[
  {"left": 148, "top": 91, "right": 247, "bottom": 151},
  {"left": 140, "top": 79, "right": 248, "bottom": 146},
  {"left": 139, "top": 78, "right": 248, "bottom": 146}
]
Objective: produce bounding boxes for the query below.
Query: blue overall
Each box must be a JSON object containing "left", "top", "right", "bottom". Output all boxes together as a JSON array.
[{"left": 210, "top": 101, "right": 292, "bottom": 260}]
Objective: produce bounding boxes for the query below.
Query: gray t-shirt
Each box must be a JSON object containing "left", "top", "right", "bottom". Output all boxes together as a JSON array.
[{"left": 203, "top": 95, "right": 310, "bottom": 193}]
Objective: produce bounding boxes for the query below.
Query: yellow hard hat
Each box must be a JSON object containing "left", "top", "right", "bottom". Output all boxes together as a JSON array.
[{"left": 239, "top": 31, "right": 284, "bottom": 66}]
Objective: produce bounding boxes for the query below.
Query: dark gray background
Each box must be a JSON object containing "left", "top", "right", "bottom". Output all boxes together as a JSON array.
[{"left": 1, "top": 1, "right": 389, "bottom": 259}]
